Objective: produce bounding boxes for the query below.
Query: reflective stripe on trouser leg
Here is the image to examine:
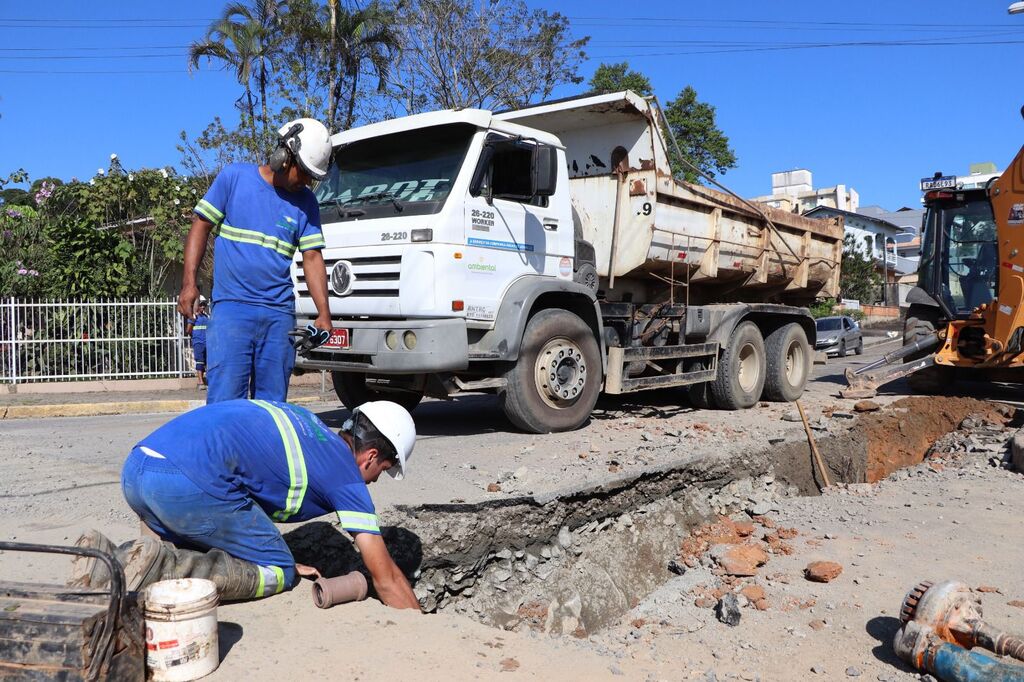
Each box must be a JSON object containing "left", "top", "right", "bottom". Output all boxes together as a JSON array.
[{"left": 254, "top": 565, "right": 287, "bottom": 598}]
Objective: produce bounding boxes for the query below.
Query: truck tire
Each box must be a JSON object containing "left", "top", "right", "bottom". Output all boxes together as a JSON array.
[
  {"left": 500, "top": 309, "right": 602, "bottom": 433},
  {"left": 710, "top": 321, "right": 766, "bottom": 410},
  {"left": 686, "top": 359, "right": 716, "bottom": 409},
  {"left": 903, "top": 308, "right": 948, "bottom": 393},
  {"left": 331, "top": 372, "right": 424, "bottom": 412},
  {"left": 763, "top": 323, "right": 811, "bottom": 402}
]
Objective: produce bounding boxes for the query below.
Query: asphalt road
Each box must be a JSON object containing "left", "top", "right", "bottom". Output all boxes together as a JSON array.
[{"left": 0, "top": 342, "right": 897, "bottom": 583}]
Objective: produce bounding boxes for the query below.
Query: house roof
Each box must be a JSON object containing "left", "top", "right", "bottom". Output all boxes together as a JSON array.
[{"left": 805, "top": 205, "right": 910, "bottom": 235}]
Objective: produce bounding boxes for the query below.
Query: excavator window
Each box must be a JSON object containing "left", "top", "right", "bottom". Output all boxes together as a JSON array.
[{"left": 935, "top": 199, "right": 998, "bottom": 315}]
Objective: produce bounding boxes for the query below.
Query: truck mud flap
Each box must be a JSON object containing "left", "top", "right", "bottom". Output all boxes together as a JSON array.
[{"left": 604, "top": 342, "right": 719, "bottom": 394}]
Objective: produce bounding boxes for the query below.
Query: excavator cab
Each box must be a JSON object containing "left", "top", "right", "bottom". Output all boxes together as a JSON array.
[{"left": 918, "top": 188, "right": 999, "bottom": 319}]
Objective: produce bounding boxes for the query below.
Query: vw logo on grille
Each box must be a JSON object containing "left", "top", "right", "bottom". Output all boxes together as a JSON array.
[{"left": 330, "top": 260, "right": 355, "bottom": 296}]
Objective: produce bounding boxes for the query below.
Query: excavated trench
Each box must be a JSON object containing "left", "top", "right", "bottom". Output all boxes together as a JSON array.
[{"left": 286, "top": 396, "right": 1012, "bottom": 636}]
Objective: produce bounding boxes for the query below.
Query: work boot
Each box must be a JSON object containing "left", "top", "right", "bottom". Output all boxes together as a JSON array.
[
  {"left": 67, "top": 529, "right": 119, "bottom": 589},
  {"left": 119, "top": 538, "right": 267, "bottom": 601}
]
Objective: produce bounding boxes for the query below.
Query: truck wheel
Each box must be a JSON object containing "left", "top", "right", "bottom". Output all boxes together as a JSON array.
[
  {"left": 763, "top": 323, "right": 810, "bottom": 402},
  {"left": 903, "top": 308, "right": 948, "bottom": 393},
  {"left": 500, "top": 309, "right": 602, "bottom": 433},
  {"left": 686, "top": 359, "right": 716, "bottom": 409},
  {"left": 331, "top": 372, "right": 424, "bottom": 412},
  {"left": 710, "top": 321, "right": 766, "bottom": 410}
]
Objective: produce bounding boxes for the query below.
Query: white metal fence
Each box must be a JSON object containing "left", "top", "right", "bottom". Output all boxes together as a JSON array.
[{"left": 1, "top": 298, "right": 190, "bottom": 383}]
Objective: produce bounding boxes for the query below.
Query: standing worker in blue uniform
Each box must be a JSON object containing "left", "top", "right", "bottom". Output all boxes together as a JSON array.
[
  {"left": 187, "top": 297, "right": 210, "bottom": 388},
  {"left": 70, "top": 400, "right": 420, "bottom": 609},
  {"left": 177, "top": 117, "right": 334, "bottom": 404}
]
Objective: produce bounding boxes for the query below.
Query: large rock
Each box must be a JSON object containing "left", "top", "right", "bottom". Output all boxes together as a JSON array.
[
  {"left": 709, "top": 543, "right": 768, "bottom": 577},
  {"left": 804, "top": 561, "right": 843, "bottom": 583},
  {"left": 715, "top": 593, "right": 741, "bottom": 626}
]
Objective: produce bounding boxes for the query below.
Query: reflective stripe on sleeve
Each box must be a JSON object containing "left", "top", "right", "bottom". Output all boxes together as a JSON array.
[
  {"left": 337, "top": 510, "right": 380, "bottom": 533},
  {"left": 195, "top": 199, "right": 224, "bottom": 225},
  {"left": 298, "top": 234, "right": 326, "bottom": 250},
  {"left": 217, "top": 223, "right": 297, "bottom": 259},
  {"left": 251, "top": 400, "right": 308, "bottom": 521}
]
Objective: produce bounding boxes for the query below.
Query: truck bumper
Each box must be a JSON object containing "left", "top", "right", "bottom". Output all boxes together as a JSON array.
[{"left": 294, "top": 318, "right": 469, "bottom": 373}]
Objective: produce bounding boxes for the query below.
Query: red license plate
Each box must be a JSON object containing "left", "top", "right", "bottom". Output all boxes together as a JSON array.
[{"left": 324, "top": 328, "right": 350, "bottom": 349}]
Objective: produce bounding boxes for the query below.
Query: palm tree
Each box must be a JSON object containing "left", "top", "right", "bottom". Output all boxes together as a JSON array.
[
  {"left": 318, "top": 0, "right": 402, "bottom": 131},
  {"left": 188, "top": 0, "right": 284, "bottom": 151}
]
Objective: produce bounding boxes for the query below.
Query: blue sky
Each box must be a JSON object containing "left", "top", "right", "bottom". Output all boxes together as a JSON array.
[{"left": 1, "top": 1, "right": 1023, "bottom": 210}]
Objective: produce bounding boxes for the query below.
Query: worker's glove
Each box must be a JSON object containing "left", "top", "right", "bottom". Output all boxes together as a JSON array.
[{"left": 288, "top": 324, "right": 331, "bottom": 354}]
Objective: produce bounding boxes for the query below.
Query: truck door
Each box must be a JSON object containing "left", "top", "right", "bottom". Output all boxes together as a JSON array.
[{"left": 463, "top": 137, "right": 572, "bottom": 321}]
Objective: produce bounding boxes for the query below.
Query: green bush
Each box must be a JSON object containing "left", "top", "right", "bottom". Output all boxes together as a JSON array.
[{"left": 809, "top": 299, "right": 837, "bottom": 319}]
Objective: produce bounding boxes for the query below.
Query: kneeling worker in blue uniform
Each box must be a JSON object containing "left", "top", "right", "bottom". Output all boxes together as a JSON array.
[{"left": 70, "top": 400, "right": 420, "bottom": 610}]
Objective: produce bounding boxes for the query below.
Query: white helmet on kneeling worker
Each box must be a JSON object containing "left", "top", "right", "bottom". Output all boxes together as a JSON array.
[{"left": 343, "top": 401, "right": 416, "bottom": 480}]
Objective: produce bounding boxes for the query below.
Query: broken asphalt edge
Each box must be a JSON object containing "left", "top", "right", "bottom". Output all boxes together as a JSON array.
[{"left": 0, "top": 395, "right": 321, "bottom": 420}]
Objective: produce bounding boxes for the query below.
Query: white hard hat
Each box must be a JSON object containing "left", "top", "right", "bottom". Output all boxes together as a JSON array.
[
  {"left": 278, "top": 118, "right": 332, "bottom": 180},
  {"left": 353, "top": 401, "right": 416, "bottom": 480}
]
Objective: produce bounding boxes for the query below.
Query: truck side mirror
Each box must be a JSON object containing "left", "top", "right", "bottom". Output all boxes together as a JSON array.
[{"left": 532, "top": 145, "right": 558, "bottom": 197}]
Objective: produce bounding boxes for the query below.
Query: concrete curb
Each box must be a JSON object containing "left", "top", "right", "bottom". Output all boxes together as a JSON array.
[{"left": 1, "top": 395, "right": 322, "bottom": 420}]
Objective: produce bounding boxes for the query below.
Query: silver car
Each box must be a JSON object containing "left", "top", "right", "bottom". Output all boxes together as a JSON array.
[{"left": 815, "top": 315, "right": 863, "bottom": 357}]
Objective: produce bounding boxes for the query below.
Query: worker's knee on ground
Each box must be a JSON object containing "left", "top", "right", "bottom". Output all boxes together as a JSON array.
[{"left": 253, "top": 563, "right": 297, "bottom": 599}]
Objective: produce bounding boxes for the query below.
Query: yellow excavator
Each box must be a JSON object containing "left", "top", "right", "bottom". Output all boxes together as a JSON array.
[{"left": 843, "top": 142, "right": 1024, "bottom": 398}]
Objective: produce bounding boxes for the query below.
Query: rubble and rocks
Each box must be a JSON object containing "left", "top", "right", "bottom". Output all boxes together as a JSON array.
[
  {"left": 715, "top": 593, "right": 741, "bottom": 626},
  {"left": 706, "top": 474, "right": 795, "bottom": 517},
  {"left": 804, "top": 561, "right": 843, "bottom": 583}
]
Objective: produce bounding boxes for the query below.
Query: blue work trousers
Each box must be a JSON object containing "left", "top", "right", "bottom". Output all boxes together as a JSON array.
[
  {"left": 121, "top": 447, "right": 297, "bottom": 591},
  {"left": 206, "top": 301, "right": 295, "bottom": 404}
]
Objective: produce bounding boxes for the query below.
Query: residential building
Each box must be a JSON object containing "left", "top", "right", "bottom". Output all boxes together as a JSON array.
[
  {"left": 750, "top": 169, "right": 859, "bottom": 215},
  {"left": 804, "top": 205, "right": 915, "bottom": 306},
  {"left": 857, "top": 205, "right": 925, "bottom": 237}
]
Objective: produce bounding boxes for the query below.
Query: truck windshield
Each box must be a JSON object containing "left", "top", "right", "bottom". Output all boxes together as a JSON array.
[
  {"left": 315, "top": 123, "right": 475, "bottom": 222},
  {"left": 922, "top": 197, "right": 997, "bottom": 316}
]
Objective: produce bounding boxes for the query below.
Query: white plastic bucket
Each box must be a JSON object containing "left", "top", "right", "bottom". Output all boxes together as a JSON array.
[{"left": 143, "top": 578, "right": 220, "bottom": 681}]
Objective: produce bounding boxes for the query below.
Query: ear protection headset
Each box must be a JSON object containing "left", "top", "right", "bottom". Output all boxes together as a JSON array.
[{"left": 269, "top": 122, "right": 305, "bottom": 173}]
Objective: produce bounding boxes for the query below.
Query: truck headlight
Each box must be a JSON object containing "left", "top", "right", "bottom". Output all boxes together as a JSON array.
[{"left": 411, "top": 228, "right": 433, "bottom": 242}]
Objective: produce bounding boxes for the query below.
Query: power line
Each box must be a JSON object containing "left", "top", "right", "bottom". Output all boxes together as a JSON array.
[
  {"left": 569, "top": 16, "right": 1023, "bottom": 30},
  {"left": 0, "top": 69, "right": 193, "bottom": 74},
  {"left": 0, "top": 45, "right": 189, "bottom": 52},
  {"left": 0, "top": 22, "right": 207, "bottom": 29},
  {"left": 0, "top": 53, "right": 188, "bottom": 60},
  {"left": 591, "top": 38, "right": 1024, "bottom": 59}
]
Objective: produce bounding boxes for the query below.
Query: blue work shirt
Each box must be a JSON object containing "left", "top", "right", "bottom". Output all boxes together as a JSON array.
[
  {"left": 137, "top": 400, "right": 380, "bottom": 535},
  {"left": 190, "top": 313, "right": 209, "bottom": 345},
  {"left": 194, "top": 164, "right": 326, "bottom": 311}
]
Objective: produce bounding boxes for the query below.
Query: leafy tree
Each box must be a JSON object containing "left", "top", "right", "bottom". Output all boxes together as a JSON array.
[
  {"left": 588, "top": 62, "right": 652, "bottom": 97},
  {"left": 314, "top": 0, "right": 401, "bottom": 131},
  {"left": 189, "top": 0, "right": 285, "bottom": 156},
  {"left": 840, "top": 234, "right": 882, "bottom": 304},
  {"left": 388, "top": 0, "right": 589, "bottom": 113},
  {"left": 663, "top": 85, "right": 737, "bottom": 182}
]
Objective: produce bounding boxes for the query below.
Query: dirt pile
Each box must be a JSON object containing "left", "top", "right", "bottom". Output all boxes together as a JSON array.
[{"left": 856, "top": 397, "right": 1012, "bottom": 481}]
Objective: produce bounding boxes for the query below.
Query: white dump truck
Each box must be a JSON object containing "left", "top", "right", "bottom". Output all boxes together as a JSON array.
[{"left": 293, "top": 91, "right": 843, "bottom": 432}]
